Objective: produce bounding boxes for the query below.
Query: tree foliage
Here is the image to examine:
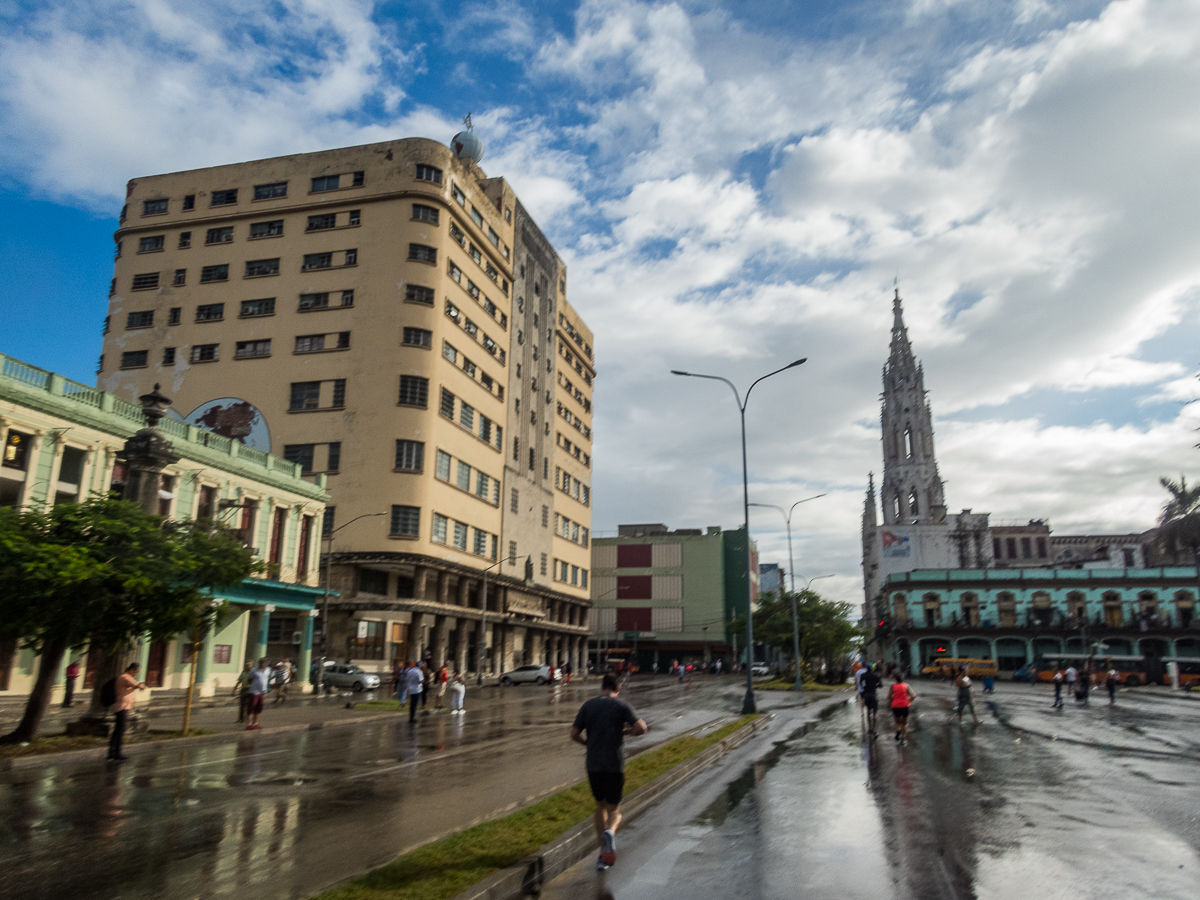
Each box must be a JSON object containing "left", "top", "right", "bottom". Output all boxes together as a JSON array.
[
  {"left": 735, "top": 589, "right": 862, "bottom": 682},
  {"left": 0, "top": 496, "right": 258, "bottom": 743},
  {"left": 1158, "top": 476, "right": 1200, "bottom": 563}
]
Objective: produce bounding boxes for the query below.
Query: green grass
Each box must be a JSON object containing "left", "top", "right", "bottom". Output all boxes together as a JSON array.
[
  {"left": 0, "top": 728, "right": 216, "bottom": 759},
  {"left": 315, "top": 715, "right": 759, "bottom": 900},
  {"left": 355, "top": 700, "right": 402, "bottom": 711},
  {"left": 757, "top": 679, "right": 851, "bottom": 692}
]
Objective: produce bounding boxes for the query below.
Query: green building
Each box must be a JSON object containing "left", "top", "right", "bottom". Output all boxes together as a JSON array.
[{"left": 589, "top": 523, "right": 759, "bottom": 670}]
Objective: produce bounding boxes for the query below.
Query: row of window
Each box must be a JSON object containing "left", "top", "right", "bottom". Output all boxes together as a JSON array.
[
  {"left": 555, "top": 467, "right": 591, "bottom": 506},
  {"left": 556, "top": 432, "right": 591, "bottom": 468},
  {"left": 437, "top": 385, "right": 504, "bottom": 451},
  {"left": 118, "top": 332, "right": 349, "bottom": 369},
  {"left": 447, "top": 261, "right": 509, "bottom": 329},
  {"left": 560, "top": 342, "right": 593, "bottom": 386},
  {"left": 555, "top": 513, "right": 590, "bottom": 548},
  {"left": 559, "top": 313, "right": 592, "bottom": 360},
  {"left": 126, "top": 249, "right": 356, "bottom": 291},
  {"left": 110, "top": 294, "right": 357, "bottom": 335},
  {"left": 433, "top": 448, "right": 500, "bottom": 506},
  {"left": 558, "top": 372, "right": 592, "bottom": 412},
  {"left": 554, "top": 559, "right": 589, "bottom": 589},
  {"left": 283, "top": 442, "right": 341, "bottom": 474},
  {"left": 431, "top": 510, "right": 497, "bottom": 558},
  {"left": 445, "top": 300, "right": 507, "bottom": 365},
  {"left": 449, "top": 180, "right": 512, "bottom": 255},
  {"left": 556, "top": 401, "right": 591, "bottom": 439},
  {"left": 125, "top": 170, "right": 382, "bottom": 220},
  {"left": 122, "top": 212, "right": 362, "bottom": 259},
  {"left": 442, "top": 340, "right": 503, "bottom": 400},
  {"left": 448, "top": 220, "right": 510, "bottom": 292},
  {"left": 994, "top": 535, "right": 1050, "bottom": 560}
]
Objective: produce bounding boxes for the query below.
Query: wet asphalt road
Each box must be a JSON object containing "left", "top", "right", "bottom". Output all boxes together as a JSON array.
[
  {"left": 0, "top": 677, "right": 746, "bottom": 900},
  {"left": 542, "top": 682, "right": 1200, "bottom": 900}
]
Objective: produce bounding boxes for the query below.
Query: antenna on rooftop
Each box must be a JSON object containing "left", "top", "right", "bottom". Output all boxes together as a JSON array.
[{"left": 463, "top": 112, "right": 473, "bottom": 131}]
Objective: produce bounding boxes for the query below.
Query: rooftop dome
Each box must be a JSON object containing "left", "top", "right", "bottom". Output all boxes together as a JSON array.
[{"left": 451, "top": 129, "right": 485, "bottom": 164}]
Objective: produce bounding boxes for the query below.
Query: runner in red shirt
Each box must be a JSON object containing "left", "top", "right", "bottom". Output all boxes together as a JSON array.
[{"left": 890, "top": 673, "right": 916, "bottom": 744}]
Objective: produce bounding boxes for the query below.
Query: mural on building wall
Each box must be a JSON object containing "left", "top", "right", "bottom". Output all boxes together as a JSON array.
[
  {"left": 882, "top": 531, "right": 910, "bottom": 558},
  {"left": 185, "top": 399, "right": 270, "bottom": 452}
]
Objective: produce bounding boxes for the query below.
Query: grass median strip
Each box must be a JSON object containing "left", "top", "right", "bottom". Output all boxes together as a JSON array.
[{"left": 315, "top": 714, "right": 759, "bottom": 900}]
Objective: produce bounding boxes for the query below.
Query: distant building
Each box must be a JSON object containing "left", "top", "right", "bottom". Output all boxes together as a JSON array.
[
  {"left": 862, "top": 292, "right": 1192, "bottom": 675},
  {"left": 760, "top": 563, "right": 783, "bottom": 595},
  {"left": 0, "top": 351, "right": 328, "bottom": 700},
  {"left": 590, "top": 524, "right": 759, "bottom": 670}
]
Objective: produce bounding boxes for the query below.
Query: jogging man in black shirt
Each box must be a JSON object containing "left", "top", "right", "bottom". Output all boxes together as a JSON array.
[
  {"left": 861, "top": 663, "right": 883, "bottom": 735},
  {"left": 571, "top": 673, "right": 648, "bottom": 871}
]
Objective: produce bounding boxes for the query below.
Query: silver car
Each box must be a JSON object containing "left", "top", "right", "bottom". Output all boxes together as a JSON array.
[
  {"left": 500, "top": 664, "right": 561, "bottom": 686},
  {"left": 322, "top": 664, "right": 381, "bottom": 692}
]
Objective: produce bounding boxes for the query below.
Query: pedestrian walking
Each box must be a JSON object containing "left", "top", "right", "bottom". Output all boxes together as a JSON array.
[
  {"left": 106, "top": 662, "right": 146, "bottom": 760},
  {"left": 1052, "top": 668, "right": 1064, "bottom": 708},
  {"left": 714, "top": 659, "right": 722, "bottom": 675},
  {"left": 890, "top": 673, "right": 915, "bottom": 744},
  {"left": 450, "top": 673, "right": 466, "bottom": 713},
  {"left": 1079, "top": 665, "right": 1091, "bottom": 704},
  {"left": 434, "top": 664, "right": 449, "bottom": 710},
  {"left": 1106, "top": 665, "right": 1119, "bottom": 705},
  {"left": 955, "top": 666, "right": 980, "bottom": 724},
  {"left": 404, "top": 662, "right": 424, "bottom": 723},
  {"left": 862, "top": 663, "right": 882, "bottom": 735},
  {"left": 563, "top": 659, "right": 573, "bottom": 684},
  {"left": 233, "top": 661, "right": 254, "bottom": 722},
  {"left": 272, "top": 660, "right": 290, "bottom": 704},
  {"left": 246, "top": 658, "right": 271, "bottom": 729},
  {"left": 420, "top": 662, "right": 432, "bottom": 713},
  {"left": 982, "top": 674, "right": 995, "bottom": 694},
  {"left": 1065, "top": 664, "right": 1078, "bottom": 701},
  {"left": 62, "top": 659, "right": 81, "bottom": 708},
  {"left": 570, "top": 673, "right": 648, "bottom": 871},
  {"left": 392, "top": 661, "right": 404, "bottom": 699},
  {"left": 854, "top": 663, "right": 868, "bottom": 707}
]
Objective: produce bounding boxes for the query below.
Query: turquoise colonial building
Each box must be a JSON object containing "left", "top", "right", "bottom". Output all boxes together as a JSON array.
[
  {"left": 882, "top": 567, "right": 1200, "bottom": 673},
  {"left": 1, "top": 351, "right": 329, "bottom": 700}
]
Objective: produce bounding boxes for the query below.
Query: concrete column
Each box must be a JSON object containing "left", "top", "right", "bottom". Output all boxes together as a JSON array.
[
  {"left": 252, "top": 608, "right": 272, "bottom": 662},
  {"left": 195, "top": 625, "right": 216, "bottom": 697},
  {"left": 298, "top": 611, "right": 316, "bottom": 692},
  {"left": 408, "top": 613, "right": 424, "bottom": 662},
  {"left": 950, "top": 639, "right": 959, "bottom": 658},
  {"left": 457, "top": 577, "right": 470, "bottom": 608},
  {"left": 433, "top": 616, "right": 453, "bottom": 669},
  {"left": 908, "top": 642, "right": 920, "bottom": 675},
  {"left": 438, "top": 571, "right": 451, "bottom": 606},
  {"left": 414, "top": 566, "right": 431, "bottom": 602},
  {"left": 455, "top": 620, "right": 471, "bottom": 674}
]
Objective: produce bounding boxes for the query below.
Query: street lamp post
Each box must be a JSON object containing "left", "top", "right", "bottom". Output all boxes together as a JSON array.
[
  {"left": 477, "top": 554, "right": 526, "bottom": 686},
  {"left": 317, "top": 512, "right": 387, "bottom": 691},
  {"left": 672, "top": 358, "right": 807, "bottom": 715},
  {"left": 749, "top": 496, "right": 827, "bottom": 691}
]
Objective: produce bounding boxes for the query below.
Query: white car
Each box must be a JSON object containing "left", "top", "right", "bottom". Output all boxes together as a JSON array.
[
  {"left": 500, "top": 664, "right": 561, "bottom": 686},
  {"left": 322, "top": 663, "right": 381, "bottom": 692},
  {"left": 751, "top": 664, "right": 770, "bottom": 677}
]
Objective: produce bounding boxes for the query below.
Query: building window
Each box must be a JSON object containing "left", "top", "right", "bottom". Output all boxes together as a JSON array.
[
  {"left": 254, "top": 181, "right": 287, "bottom": 200},
  {"left": 200, "top": 264, "right": 229, "bottom": 283},
  {"left": 143, "top": 198, "right": 168, "bottom": 215},
  {"left": 510, "top": 488, "right": 519, "bottom": 514},
  {"left": 241, "top": 298, "right": 275, "bottom": 317},
  {"left": 244, "top": 256, "right": 279, "bottom": 278},
  {"left": 408, "top": 243, "right": 437, "bottom": 263},
  {"left": 395, "top": 440, "right": 424, "bottom": 471},
  {"left": 391, "top": 505, "right": 420, "bottom": 537},
  {"left": 132, "top": 272, "right": 160, "bottom": 290},
  {"left": 413, "top": 204, "right": 439, "bottom": 224},
  {"left": 460, "top": 402, "right": 474, "bottom": 430},
  {"left": 453, "top": 521, "right": 468, "bottom": 550},
  {"left": 341, "top": 290, "right": 354, "bottom": 306},
  {"left": 138, "top": 235, "right": 164, "bottom": 253},
  {"left": 509, "top": 540, "right": 517, "bottom": 561},
  {"left": 1021, "top": 537, "right": 1032, "bottom": 559},
  {"left": 168, "top": 307, "right": 181, "bottom": 325},
  {"left": 206, "top": 227, "right": 233, "bottom": 244},
  {"left": 307, "top": 213, "right": 337, "bottom": 231},
  {"left": 322, "top": 506, "right": 335, "bottom": 538},
  {"left": 196, "top": 484, "right": 216, "bottom": 520},
  {"left": 439, "top": 387, "right": 455, "bottom": 418},
  {"left": 302, "top": 252, "right": 332, "bottom": 271},
  {"left": 406, "top": 284, "right": 435, "bottom": 305},
  {"left": 312, "top": 175, "right": 339, "bottom": 192},
  {"left": 190, "top": 344, "right": 219, "bottom": 363},
  {"left": 1006, "top": 537, "right": 1017, "bottom": 559},
  {"left": 456, "top": 460, "right": 471, "bottom": 491},
  {"left": 182, "top": 195, "right": 195, "bottom": 211},
  {"left": 470, "top": 206, "right": 484, "bottom": 228},
  {"left": 326, "top": 442, "right": 341, "bottom": 472},
  {"left": 352, "top": 170, "right": 364, "bottom": 186},
  {"left": 416, "top": 164, "right": 442, "bottom": 184},
  {"left": 331, "top": 378, "right": 346, "bottom": 407},
  {"left": 126, "top": 310, "right": 154, "bottom": 329},
  {"left": 473, "top": 528, "right": 488, "bottom": 556},
  {"left": 475, "top": 472, "right": 491, "bottom": 501},
  {"left": 451, "top": 184, "right": 465, "bottom": 205},
  {"left": 178, "top": 232, "right": 191, "bottom": 248},
  {"left": 296, "top": 334, "right": 332, "bottom": 353},
  {"left": 299, "top": 292, "right": 331, "bottom": 310},
  {"left": 235, "top": 339, "right": 271, "bottom": 359},
  {"left": 283, "top": 444, "right": 315, "bottom": 474},
  {"left": 120, "top": 350, "right": 148, "bottom": 369},
  {"left": 348, "top": 210, "right": 361, "bottom": 226},
  {"left": 403, "top": 327, "right": 432, "bottom": 347},
  {"left": 542, "top": 505, "right": 549, "bottom": 527},
  {"left": 173, "top": 268, "right": 186, "bottom": 286},
  {"left": 1037, "top": 537, "right": 1048, "bottom": 558},
  {"left": 540, "top": 553, "right": 548, "bottom": 575},
  {"left": 432, "top": 513, "right": 448, "bottom": 543},
  {"left": 162, "top": 347, "right": 176, "bottom": 365},
  {"left": 344, "top": 249, "right": 357, "bottom": 265},
  {"left": 435, "top": 449, "right": 451, "bottom": 480},
  {"left": 195, "top": 303, "right": 224, "bottom": 321},
  {"left": 394, "top": 375, "right": 428, "bottom": 407},
  {"left": 210, "top": 189, "right": 238, "bottom": 206},
  {"left": 249, "top": 220, "right": 284, "bottom": 238},
  {"left": 290, "top": 381, "right": 321, "bottom": 410}
]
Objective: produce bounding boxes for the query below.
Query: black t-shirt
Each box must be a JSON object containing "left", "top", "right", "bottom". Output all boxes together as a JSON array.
[
  {"left": 862, "top": 670, "right": 882, "bottom": 697},
  {"left": 572, "top": 695, "right": 639, "bottom": 773}
]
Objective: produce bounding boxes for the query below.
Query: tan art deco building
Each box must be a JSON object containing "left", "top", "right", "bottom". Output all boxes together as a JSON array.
[{"left": 99, "top": 135, "right": 593, "bottom": 677}]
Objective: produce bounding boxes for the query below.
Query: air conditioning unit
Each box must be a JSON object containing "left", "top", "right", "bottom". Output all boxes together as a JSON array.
[{"left": 291, "top": 631, "right": 303, "bottom": 645}]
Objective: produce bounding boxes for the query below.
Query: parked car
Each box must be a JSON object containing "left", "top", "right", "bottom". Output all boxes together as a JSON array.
[
  {"left": 500, "top": 664, "right": 561, "bottom": 686},
  {"left": 750, "top": 663, "right": 770, "bottom": 677},
  {"left": 322, "top": 663, "right": 381, "bottom": 692}
]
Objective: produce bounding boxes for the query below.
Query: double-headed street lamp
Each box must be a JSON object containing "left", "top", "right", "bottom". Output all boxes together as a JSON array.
[
  {"left": 672, "top": 358, "right": 807, "bottom": 715},
  {"left": 749, "top": 495, "right": 827, "bottom": 690},
  {"left": 317, "top": 512, "right": 387, "bottom": 688}
]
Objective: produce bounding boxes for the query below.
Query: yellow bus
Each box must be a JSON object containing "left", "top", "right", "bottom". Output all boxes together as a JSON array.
[{"left": 921, "top": 657, "right": 998, "bottom": 679}]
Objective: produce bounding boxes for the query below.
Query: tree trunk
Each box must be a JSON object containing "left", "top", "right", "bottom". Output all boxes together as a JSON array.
[{"left": 2, "top": 633, "right": 69, "bottom": 744}]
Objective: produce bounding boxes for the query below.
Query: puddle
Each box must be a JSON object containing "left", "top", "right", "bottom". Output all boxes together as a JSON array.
[{"left": 250, "top": 775, "right": 317, "bottom": 786}]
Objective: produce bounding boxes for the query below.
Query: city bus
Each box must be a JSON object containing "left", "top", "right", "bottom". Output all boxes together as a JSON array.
[
  {"left": 1035, "top": 654, "right": 1173, "bottom": 687},
  {"left": 921, "top": 657, "right": 999, "bottom": 679}
]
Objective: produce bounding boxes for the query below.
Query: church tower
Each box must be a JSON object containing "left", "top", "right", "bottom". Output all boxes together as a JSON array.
[{"left": 879, "top": 289, "right": 946, "bottom": 525}]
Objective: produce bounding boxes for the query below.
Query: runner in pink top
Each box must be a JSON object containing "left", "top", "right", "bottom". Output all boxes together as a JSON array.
[{"left": 890, "top": 674, "right": 915, "bottom": 744}]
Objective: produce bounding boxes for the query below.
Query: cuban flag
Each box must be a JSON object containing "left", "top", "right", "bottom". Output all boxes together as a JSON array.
[{"left": 881, "top": 531, "right": 910, "bottom": 558}]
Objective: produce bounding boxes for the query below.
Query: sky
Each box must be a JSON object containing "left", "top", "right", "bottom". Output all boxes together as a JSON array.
[{"left": 2, "top": 0, "right": 1199, "bottom": 608}]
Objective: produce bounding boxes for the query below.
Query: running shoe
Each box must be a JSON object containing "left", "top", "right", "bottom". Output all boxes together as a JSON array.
[
  {"left": 596, "top": 855, "right": 610, "bottom": 872},
  {"left": 600, "top": 829, "right": 616, "bottom": 867}
]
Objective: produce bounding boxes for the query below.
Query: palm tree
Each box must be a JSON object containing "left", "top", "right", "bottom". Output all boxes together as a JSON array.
[{"left": 1157, "top": 476, "right": 1200, "bottom": 571}]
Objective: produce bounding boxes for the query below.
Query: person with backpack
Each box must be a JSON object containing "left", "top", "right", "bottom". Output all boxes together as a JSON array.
[
  {"left": 105, "top": 663, "right": 146, "bottom": 761},
  {"left": 890, "top": 673, "right": 916, "bottom": 744}
]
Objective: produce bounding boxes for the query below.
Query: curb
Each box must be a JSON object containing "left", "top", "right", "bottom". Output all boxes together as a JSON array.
[{"left": 447, "top": 713, "right": 776, "bottom": 900}]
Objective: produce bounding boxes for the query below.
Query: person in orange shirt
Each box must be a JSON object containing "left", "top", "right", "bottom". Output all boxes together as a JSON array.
[
  {"left": 108, "top": 663, "right": 146, "bottom": 761},
  {"left": 889, "top": 673, "right": 916, "bottom": 745}
]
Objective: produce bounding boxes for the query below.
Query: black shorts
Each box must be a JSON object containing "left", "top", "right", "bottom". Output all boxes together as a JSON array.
[
  {"left": 587, "top": 770, "right": 625, "bottom": 806},
  {"left": 891, "top": 706, "right": 909, "bottom": 719},
  {"left": 863, "top": 693, "right": 878, "bottom": 710}
]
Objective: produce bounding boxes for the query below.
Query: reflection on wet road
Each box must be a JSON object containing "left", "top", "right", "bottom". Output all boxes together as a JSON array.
[
  {"left": 0, "top": 678, "right": 731, "bottom": 900},
  {"left": 540, "top": 684, "right": 1200, "bottom": 900}
]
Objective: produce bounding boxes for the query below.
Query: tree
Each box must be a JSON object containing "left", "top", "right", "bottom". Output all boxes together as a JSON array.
[
  {"left": 736, "top": 588, "right": 862, "bottom": 682},
  {"left": 0, "top": 497, "right": 257, "bottom": 744},
  {"left": 1158, "top": 476, "right": 1200, "bottom": 567}
]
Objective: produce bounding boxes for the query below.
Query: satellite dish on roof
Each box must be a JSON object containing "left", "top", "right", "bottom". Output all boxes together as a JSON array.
[{"left": 452, "top": 112, "right": 485, "bottom": 164}]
